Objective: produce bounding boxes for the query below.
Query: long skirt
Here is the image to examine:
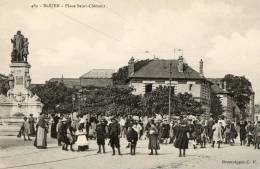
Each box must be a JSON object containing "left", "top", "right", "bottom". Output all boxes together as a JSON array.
[
  {"left": 29, "top": 124, "right": 35, "bottom": 136},
  {"left": 34, "top": 127, "right": 47, "bottom": 148},
  {"left": 75, "top": 135, "right": 89, "bottom": 146},
  {"left": 50, "top": 124, "right": 57, "bottom": 138},
  {"left": 148, "top": 135, "right": 160, "bottom": 150},
  {"left": 240, "top": 129, "right": 246, "bottom": 140},
  {"left": 174, "top": 136, "right": 188, "bottom": 149},
  {"left": 110, "top": 135, "right": 120, "bottom": 148}
]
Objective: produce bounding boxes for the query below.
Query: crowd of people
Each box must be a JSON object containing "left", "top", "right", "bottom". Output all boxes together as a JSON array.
[{"left": 18, "top": 113, "right": 260, "bottom": 157}]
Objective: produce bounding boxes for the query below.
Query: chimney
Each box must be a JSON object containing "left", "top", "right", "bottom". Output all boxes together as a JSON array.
[
  {"left": 128, "top": 57, "right": 135, "bottom": 77},
  {"left": 199, "top": 59, "right": 204, "bottom": 77},
  {"left": 178, "top": 56, "right": 184, "bottom": 72}
]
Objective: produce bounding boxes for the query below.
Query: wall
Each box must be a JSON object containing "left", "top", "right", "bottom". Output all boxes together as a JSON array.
[
  {"left": 0, "top": 104, "right": 12, "bottom": 118},
  {"left": 80, "top": 78, "right": 113, "bottom": 87}
]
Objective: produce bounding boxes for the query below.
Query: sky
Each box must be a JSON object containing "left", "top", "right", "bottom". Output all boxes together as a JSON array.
[{"left": 0, "top": 0, "right": 259, "bottom": 103}]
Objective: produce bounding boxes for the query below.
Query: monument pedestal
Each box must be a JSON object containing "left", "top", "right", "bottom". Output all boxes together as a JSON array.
[{"left": 0, "top": 62, "right": 43, "bottom": 118}]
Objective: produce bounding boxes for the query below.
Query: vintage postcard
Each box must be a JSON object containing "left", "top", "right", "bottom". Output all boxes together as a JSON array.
[{"left": 0, "top": 0, "right": 259, "bottom": 169}]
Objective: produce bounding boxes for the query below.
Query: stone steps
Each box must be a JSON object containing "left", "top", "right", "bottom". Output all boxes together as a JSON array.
[{"left": 0, "top": 125, "right": 21, "bottom": 136}]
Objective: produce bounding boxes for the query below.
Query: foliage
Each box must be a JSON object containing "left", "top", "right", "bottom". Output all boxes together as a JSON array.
[
  {"left": 223, "top": 74, "right": 253, "bottom": 118},
  {"left": 30, "top": 81, "right": 76, "bottom": 114},
  {"left": 141, "top": 86, "right": 203, "bottom": 117},
  {"left": 112, "top": 59, "right": 152, "bottom": 85},
  {"left": 0, "top": 74, "right": 9, "bottom": 95},
  {"left": 82, "top": 86, "right": 142, "bottom": 117},
  {"left": 30, "top": 81, "right": 203, "bottom": 118},
  {"left": 210, "top": 91, "right": 224, "bottom": 119}
]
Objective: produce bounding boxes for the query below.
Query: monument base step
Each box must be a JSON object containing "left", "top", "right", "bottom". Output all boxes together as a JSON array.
[{"left": 0, "top": 124, "right": 21, "bottom": 136}]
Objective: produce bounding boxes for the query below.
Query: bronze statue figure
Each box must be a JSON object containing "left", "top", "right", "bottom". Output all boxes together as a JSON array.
[{"left": 11, "top": 31, "right": 29, "bottom": 63}]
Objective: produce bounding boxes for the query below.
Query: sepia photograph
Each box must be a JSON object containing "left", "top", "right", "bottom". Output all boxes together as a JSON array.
[{"left": 0, "top": 0, "right": 259, "bottom": 169}]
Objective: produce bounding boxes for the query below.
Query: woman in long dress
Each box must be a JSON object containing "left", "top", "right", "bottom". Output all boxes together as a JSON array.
[
  {"left": 238, "top": 121, "right": 247, "bottom": 145},
  {"left": 255, "top": 121, "right": 260, "bottom": 149},
  {"left": 211, "top": 120, "right": 223, "bottom": 148},
  {"left": 148, "top": 120, "right": 159, "bottom": 155},
  {"left": 50, "top": 114, "right": 59, "bottom": 139},
  {"left": 28, "top": 114, "right": 36, "bottom": 137},
  {"left": 34, "top": 113, "right": 48, "bottom": 149},
  {"left": 174, "top": 119, "right": 189, "bottom": 157}
]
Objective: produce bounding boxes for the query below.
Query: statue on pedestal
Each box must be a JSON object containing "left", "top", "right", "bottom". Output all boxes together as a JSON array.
[
  {"left": 11, "top": 31, "right": 29, "bottom": 63},
  {"left": 8, "top": 74, "right": 14, "bottom": 89},
  {"left": 25, "top": 75, "right": 31, "bottom": 89}
]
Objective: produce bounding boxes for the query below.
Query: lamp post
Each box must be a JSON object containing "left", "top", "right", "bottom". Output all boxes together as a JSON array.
[
  {"left": 169, "top": 62, "right": 172, "bottom": 121},
  {"left": 73, "top": 88, "right": 89, "bottom": 120},
  {"left": 72, "top": 94, "right": 76, "bottom": 118}
]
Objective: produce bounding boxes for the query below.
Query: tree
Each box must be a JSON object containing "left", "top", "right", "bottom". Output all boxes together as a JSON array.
[
  {"left": 82, "top": 86, "right": 142, "bottom": 117},
  {"left": 0, "top": 74, "right": 9, "bottom": 95},
  {"left": 173, "top": 93, "right": 203, "bottom": 116},
  {"left": 223, "top": 74, "right": 253, "bottom": 118},
  {"left": 30, "top": 81, "right": 76, "bottom": 114},
  {"left": 113, "top": 59, "right": 152, "bottom": 85},
  {"left": 210, "top": 91, "right": 224, "bottom": 119},
  {"left": 141, "top": 86, "right": 203, "bottom": 117}
]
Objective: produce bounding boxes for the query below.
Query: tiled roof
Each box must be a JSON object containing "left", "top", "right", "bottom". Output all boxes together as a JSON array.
[
  {"left": 211, "top": 84, "right": 229, "bottom": 94},
  {"left": 207, "top": 78, "right": 223, "bottom": 84},
  {"left": 130, "top": 59, "right": 205, "bottom": 80},
  {"left": 80, "top": 69, "right": 115, "bottom": 79},
  {"left": 208, "top": 78, "right": 230, "bottom": 95}
]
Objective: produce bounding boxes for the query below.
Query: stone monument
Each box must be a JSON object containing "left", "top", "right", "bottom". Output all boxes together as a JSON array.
[{"left": 0, "top": 31, "right": 43, "bottom": 119}]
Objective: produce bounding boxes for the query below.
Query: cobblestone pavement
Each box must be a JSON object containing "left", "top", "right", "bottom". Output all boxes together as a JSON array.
[{"left": 0, "top": 136, "right": 259, "bottom": 169}]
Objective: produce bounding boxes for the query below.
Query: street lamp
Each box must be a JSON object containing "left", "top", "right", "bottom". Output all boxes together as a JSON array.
[
  {"left": 72, "top": 94, "right": 76, "bottom": 118},
  {"left": 72, "top": 88, "right": 90, "bottom": 120},
  {"left": 169, "top": 62, "right": 172, "bottom": 121}
]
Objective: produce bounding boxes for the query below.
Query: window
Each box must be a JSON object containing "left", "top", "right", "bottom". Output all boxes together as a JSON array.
[
  {"left": 189, "top": 84, "right": 193, "bottom": 91},
  {"left": 145, "top": 84, "right": 153, "bottom": 93}
]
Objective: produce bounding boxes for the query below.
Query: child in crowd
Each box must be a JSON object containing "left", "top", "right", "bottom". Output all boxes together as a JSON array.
[
  {"left": 75, "top": 121, "right": 89, "bottom": 151},
  {"left": 60, "top": 118, "right": 75, "bottom": 151},
  {"left": 201, "top": 125, "right": 207, "bottom": 148},
  {"left": 96, "top": 120, "right": 107, "bottom": 153},
  {"left": 128, "top": 123, "right": 138, "bottom": 155},
  {"left": 21, "top": 117, "right": 31, "bottom": 141}
]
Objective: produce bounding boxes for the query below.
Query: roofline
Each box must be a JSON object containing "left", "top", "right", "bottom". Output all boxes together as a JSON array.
[
  {"left": 130, "top": 59, "right": 213, "bottom": 84},
  {"left": 128, "top": 76, "right": 213, "bottom": 84},
  {"left": 80, "top": 77, "right": 113, "bottom": 79},
  {"left": 49, "top": 78, "right": 80, "bottom": 80}
]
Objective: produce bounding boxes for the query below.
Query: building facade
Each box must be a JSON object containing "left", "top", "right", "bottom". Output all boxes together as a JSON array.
[
  {"left": 128, "top": 56, "right": 212, "bottom": 115},
  {"left": 48, "top": 69, "right": 115, "bottom": 88},
  {"left": 80, "top": 69, "right": 115, "bottom": 87},
  {"left": 209, "top": 79, "right": 241, "bottom": 121},
  {"left": 254, "top": 104, "right": 260, "bottom": 122},
  {"left": 49, "top": 78, "right": 81, "bottom": 88}
]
